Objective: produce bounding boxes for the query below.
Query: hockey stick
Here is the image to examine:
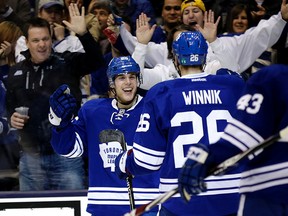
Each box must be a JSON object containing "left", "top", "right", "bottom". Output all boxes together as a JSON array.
[
  {"left": 99, "top": 129, "right": 135, "bottom": 210},
  {"left": 124, "top": 125, "right": 288, "bottom": 216}
]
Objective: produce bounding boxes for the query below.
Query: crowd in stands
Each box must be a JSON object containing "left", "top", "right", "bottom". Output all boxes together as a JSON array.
[{"left": 0, "top": 0, "right": 287, "bottom": 214}]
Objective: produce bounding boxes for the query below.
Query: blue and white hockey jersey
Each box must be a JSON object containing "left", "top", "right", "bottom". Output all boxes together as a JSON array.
[
  {"left": 125, "top": 72, "right": 245, "bottom": 215},
  {"left": 209, "top": 64, "right": 288, "bottom": 204},
  {"left": 51, "top": 96, "right": 160, "bottom": 216}
]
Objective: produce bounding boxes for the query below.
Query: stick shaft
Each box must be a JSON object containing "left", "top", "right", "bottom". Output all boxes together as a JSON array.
[{"left": 128, "top": 126, "right": 288, "bottom": 216}]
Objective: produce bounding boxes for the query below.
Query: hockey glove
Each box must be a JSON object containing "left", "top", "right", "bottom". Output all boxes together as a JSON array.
[
  {"left": 49, "top": 84, "right": 77, "bottom": 129},
  {"left": 115, "top": 149, "right": 133, "bottom": 180},
  {"left": 178, "top": 144, "right": 209, "bottom": 202}
]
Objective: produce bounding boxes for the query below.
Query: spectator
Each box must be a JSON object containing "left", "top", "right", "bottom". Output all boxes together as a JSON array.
[
  {"left": 160, "top": 0, "right": 182, "bottom": 35},
  {"left": 0, "top": 21, "right": 23, "bottom": 85},
  {"left": 64, "top": 0, "right": 100, "bottom": 41},
  {"left": 109, "top": 0, "right": 182, "bottom": 57},
  {"left": 0, "top": 0, "right": 32, "bottom": 30},
  {"left": 220, "top": 3, "right": 276, "bottom": 79},
  {"left": 118, "top": 0, "right": 288, "bottom": 78},
  {"left": 6, "top": 4, "right": 103, "bottom": 191},
  {"left": 178, "top": 64, "right": 288, "bottom": 215},
  {"left": 0, "top": 78, "right": 19, "bottom": 191},
  {"left": 0, "top": 21, "right": 23, "bottom": 191},
  {"left": 49, "top": 56, "right": 160, "bottom": 216},
  {"left": 115, "top": 31, "right": 245, "bottom": 215},
  {"left": 87, "top": 0, "right": 112, "bottom": 54},
  {"left": 15, "top": 0, "right": 90, "bottom": 105},
  {"left": 15, "top": 0, "right": 85, "bottom": 63},
  {"left": 64, "top": 0, "right": 84, "bottom": 18},
  {"left": 110, "top": 0, "right": 157, "bottom": 34},
  {"left": 148, "top": 0, "right": 183, "bottom": 44},
  {"left": 86, "top": 1, "right": 112, "bottom": 99}
]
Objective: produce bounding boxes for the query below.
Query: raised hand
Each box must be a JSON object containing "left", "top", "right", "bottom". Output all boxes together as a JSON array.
[
  {"left": 196, "top": 10, "right": 220, "bottom": 43},
  {"left": 52, "top": 22, "right": 65, "bottom": 41},
  {"left": 251, "top": 4, "right": 266, "bottom": 20},
  {"left": 0, "top": 41, "right": 12, "bottom": 59},
  {"left": 136, "top": 13, "right": 156, "bottom": 45},
  {"left": 63, "top": 3, "right": 87, "bottom": 36}
]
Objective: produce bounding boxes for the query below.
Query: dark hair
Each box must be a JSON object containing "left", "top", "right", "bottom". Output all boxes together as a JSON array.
[
  {"left": 226, "top": 4, "right": 253, "bottom": 33},
  {"left": 23, "top": 17, "right": 51, "bottom": 39},
  {"left": 88, "top": 1, "right": 112, "bottom": 14},
  {"left": 167, "top": 24, "right": 195, "bottom": 59}
]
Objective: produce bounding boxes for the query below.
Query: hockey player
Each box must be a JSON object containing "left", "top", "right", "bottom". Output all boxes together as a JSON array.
[
  {"left": 178, "top": 64, "right": 288, "bottom": 215},
  {"left": 48, "top": 56, "right": 160, "bottom": 216},
  {"left": 115, "top": 31, "right": 245, "bottom": 215}
]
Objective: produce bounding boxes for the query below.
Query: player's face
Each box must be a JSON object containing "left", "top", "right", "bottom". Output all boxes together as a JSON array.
[
  {"left": 26, "top": 27, "right": 52, "bottom": 64},
  {"left": 232, "top": 10, "right": 248, "bottom": 34},
  {"left": 114, "top": 73, "right": 138, "bottom": 109},
  {"left": 182, "top": 6, "right": 204, "bottom": 28}
]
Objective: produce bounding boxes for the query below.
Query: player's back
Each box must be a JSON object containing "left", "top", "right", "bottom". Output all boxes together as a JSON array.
[{"left": 136, "top": 71, "right": 245, "bottom": 215}]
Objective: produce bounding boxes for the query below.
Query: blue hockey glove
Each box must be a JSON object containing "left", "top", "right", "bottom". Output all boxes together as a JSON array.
[
  {"left": 49, "top": 84, "right": 77, "bottom": 129},
  {"left": 115, "top": 149, "right": 133, "bottom": 180},
  {"left": 178, "top": 144, "right": 209, "bottom": 202},
  {"left": 0, "top": 117, "right": 9, "bottom": 136}
]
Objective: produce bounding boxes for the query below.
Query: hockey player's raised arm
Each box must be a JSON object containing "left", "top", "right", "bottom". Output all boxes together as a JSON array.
[{"left": 49, "top": 84, "right": 84, "bottom": 157}]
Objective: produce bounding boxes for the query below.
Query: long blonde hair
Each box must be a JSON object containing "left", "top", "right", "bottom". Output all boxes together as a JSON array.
[{"left": 0, "top": 21, "right": 23, "bottom": 66}]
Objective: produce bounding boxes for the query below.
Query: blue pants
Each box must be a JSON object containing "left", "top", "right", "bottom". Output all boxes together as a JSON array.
[
  {"left": 19, "top": 151, "right": 86, "bottom": 190},
  {"left": 238, "top": 194, "right": 288, "bottom": 216}
]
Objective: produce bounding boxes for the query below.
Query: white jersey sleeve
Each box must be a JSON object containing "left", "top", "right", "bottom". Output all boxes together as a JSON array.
[
  {"left": 15, "top": 36, "right": 27, "bottom": 63},
  {"left": 121, "top": 13, "right": 286, "bottom": 74},
  {"left": 132, "top": 42, "right": 179, "bottom": 90},
  {"left": 120, "top": 25, "right": 170, "bottom": 67}
]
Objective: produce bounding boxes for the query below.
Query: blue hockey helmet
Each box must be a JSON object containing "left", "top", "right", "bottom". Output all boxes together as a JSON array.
[
  {"left": 107, "top": 56, "right": 141, "bottom": 86},
  {"left": 172, "top": 31, "right": 208, "bottom": 66}
]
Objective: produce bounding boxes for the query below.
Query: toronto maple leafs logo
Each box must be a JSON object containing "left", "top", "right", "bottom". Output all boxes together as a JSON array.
[{"left": 99, "top": 141, "right": 123, "bottom": 172}]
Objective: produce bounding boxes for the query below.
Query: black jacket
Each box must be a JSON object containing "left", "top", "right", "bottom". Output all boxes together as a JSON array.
[{"left": 6, "top": 32, "right": 103, "bottom": 153}]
